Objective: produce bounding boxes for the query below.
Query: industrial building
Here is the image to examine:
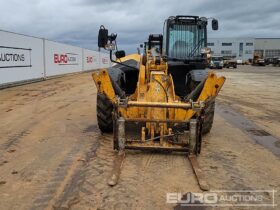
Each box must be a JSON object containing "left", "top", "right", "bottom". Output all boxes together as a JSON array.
[
  {"left": 254, "top": 38, "right": 280, "bottom": 58},
  {"left": 207, "top": 38, "right": 255, "bottom": 61},
  {"left": 208, "top": 38, "right": 280, "bottom": 62}
]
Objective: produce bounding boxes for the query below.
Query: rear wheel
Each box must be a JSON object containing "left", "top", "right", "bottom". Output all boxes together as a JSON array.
[
  {"left": 97, "top": 93, "right": 113, "bottom": 133},
  {"left": 202, "top": 100, "right": 215, "bottom": 134}
]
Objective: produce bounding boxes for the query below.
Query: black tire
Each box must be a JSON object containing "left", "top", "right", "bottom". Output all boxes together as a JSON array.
[
  {"left": 97, "top": 93, "right": 113, "bottom": 133},
  {"left": 202, "top": 100, "right": 215, "bottom": 134}
]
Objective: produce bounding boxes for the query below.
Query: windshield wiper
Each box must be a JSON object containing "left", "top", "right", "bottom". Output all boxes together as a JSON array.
[{"left": 188, "top": 38, "right": 205, "bottom": 57}]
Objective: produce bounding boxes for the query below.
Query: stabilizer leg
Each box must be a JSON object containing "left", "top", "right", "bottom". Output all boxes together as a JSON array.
[{"left": 108, "top": 117, "right": 126, "bottom": 186}]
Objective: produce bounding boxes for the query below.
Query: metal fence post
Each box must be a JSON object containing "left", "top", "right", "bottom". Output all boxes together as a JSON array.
[{"left": 43, "top": 38, "right": 46, "bottom": 80}]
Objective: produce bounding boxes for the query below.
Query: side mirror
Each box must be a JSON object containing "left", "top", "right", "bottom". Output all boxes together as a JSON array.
[
  {"left": 212, "top": 19, "right": 218, "bottom": 30},
  {"left": 98, "top": 25, "right": 108, "bottom": 48},
  {"left": 115, "top": 50, "right": 126, "bottom": 59}
]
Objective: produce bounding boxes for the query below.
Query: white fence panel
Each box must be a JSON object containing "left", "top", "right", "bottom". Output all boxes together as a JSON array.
[
  {"left": 99, "top": 53, "right": 111, "bottom": 68},
  {"left": 45, "top": 40, "right": 83, "bottom": 76},
  {"left": 0, "top": 30, "right": 111, "bottom": 86},
  {"left": 0, "top": 30, "right": 44, "bottom": 85},
  {"left": 83, "top": 49, "right": 100, "bottom": 71}
]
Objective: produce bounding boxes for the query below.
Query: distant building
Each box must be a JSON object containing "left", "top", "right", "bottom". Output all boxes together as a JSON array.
[
  {"left": 207, "top": 38, "right": 255, "bottom": 61},
  {"left": 254, "top": 38, "right": 280, "bottom": 58},
  {"left": 208, "top": 38, "right": 280, "bottom": 61}
]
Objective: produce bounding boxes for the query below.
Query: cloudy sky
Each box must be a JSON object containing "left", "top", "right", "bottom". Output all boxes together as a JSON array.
[{"left": 1, "top": 0, "right": 280, "bottom": 53}]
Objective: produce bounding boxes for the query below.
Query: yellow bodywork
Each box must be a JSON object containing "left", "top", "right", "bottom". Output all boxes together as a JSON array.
[{"left": 92, "top": 52, "right": 225, "bottom": 149}]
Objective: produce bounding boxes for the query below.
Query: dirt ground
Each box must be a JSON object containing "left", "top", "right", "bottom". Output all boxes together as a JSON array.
[
  {"left": 217, "top": 65, "right": 280, "bottom": 140},
  {"left": 0, "top": 65, "right": 279, "bottom": 210}
]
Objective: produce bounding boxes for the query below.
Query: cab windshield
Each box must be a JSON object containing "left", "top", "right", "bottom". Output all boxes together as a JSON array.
[{"left": 167, "top": 24, "right": 206, "bottom": 59}]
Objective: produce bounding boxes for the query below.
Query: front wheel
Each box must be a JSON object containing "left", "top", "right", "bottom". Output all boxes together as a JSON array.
[{"left": 97, "top": 93, "right": 113, "bottom": 133}]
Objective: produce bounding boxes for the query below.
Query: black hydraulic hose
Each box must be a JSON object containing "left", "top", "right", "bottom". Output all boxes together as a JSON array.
[
  {"left": 110, "top": 78, "right": 126, "bottom": 99},
  {"left": 185, "top": 78, "right": 206, "bottom": 101}
]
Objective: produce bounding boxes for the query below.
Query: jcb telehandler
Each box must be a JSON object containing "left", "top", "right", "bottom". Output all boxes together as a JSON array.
[{"left": 92, "top": 16, "right": 225, "bottom": 190}]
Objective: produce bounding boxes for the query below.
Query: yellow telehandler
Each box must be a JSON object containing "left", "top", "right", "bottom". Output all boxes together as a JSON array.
[
  {"left": 92, "top": 16, "right": 225, "bottom": 190},
  {"left": 252, "top": 52, "right": 265, "bottom": 66}
]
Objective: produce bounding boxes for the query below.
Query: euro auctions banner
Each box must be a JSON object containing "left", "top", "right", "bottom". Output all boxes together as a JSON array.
[
  {"left": 100, "top": 53, "right": 110, "bottom": 68},
  {"left": 0, "top": 30, "right": 44, "bottom": 85},
  {"left": 54, "top": 53, "right": 79, "bottom": 65},
  {"left": 83, "top": 49, "right": 99, "bottom": 71},
  {"left": 0, "top": 30, "right": 111, "bottom": 86},
  {"left": 0, "top": 46, "right": 32, "bottom": 68},
  {"left": 45, "top": 40, "right": 83, "bottom": 76}
]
